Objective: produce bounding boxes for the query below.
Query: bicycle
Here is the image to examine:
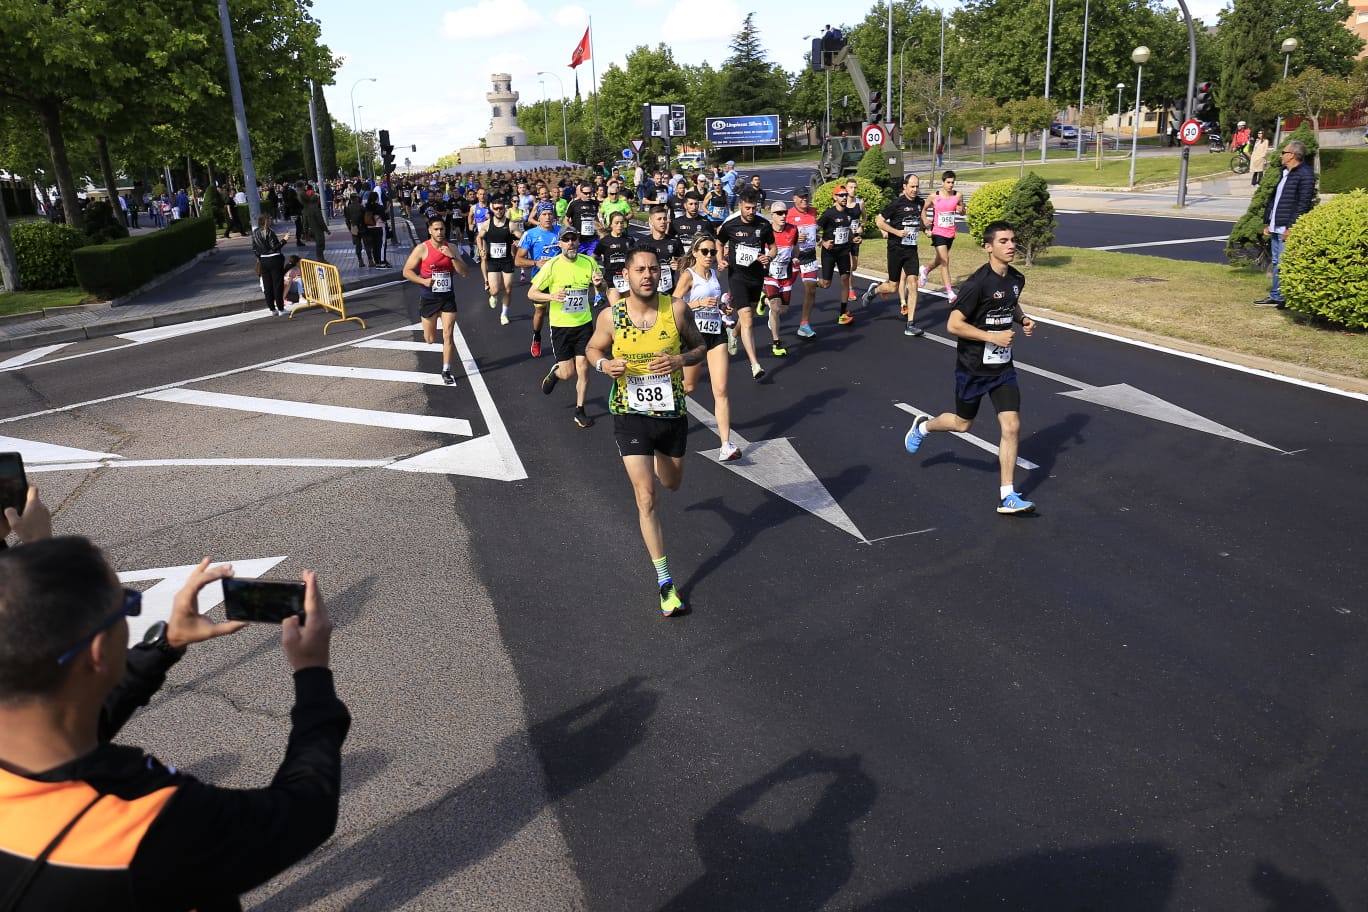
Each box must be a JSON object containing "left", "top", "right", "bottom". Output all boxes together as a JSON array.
[{"left": 1230, "top": 150, "right": 1250, "bottom": 175}]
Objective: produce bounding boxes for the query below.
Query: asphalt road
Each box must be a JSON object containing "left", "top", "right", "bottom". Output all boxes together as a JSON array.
[
  {"left": 748, "top": 166, "right": 1235, "bottom": 264},
  {"left": 1, "top": 260, "right": 1363, "bottom": 909}
]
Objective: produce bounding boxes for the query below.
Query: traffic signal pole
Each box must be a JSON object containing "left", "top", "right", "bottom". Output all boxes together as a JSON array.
[{"left": 1175, "top": 0, "right": 1198, "bottom": 209}]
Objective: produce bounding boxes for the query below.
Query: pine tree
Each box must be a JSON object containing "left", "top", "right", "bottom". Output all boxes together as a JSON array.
[
  {"left": 1218, "top": 0, "right": 1280, "bottom": 135},
  {"left": 314, "top": 83, "right": 338, "bottom": 179},
  {"left": 722, "top": 14, "right": 784, "bottom": 118},
  {"left": 1003, "top": 173, "right": 1055, "bottom": 265}
]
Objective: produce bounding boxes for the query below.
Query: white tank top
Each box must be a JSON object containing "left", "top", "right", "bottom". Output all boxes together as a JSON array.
[{"left": 683, "top": 266, "right": 721, "bottom": 303}]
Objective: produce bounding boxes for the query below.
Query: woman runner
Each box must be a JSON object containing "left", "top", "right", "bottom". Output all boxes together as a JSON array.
[{"left": 673, "top": 234, "right": 740, "bottom": 461}]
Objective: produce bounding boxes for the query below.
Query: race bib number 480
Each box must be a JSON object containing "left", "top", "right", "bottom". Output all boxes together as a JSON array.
[
  {"left": 430, "top": 272, "right": 452, "bottom": 294},
  {"left": 627, "top": 373, "right": 675, "bottom": 413}
]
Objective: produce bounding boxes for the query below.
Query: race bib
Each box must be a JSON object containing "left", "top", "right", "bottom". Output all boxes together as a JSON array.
[
  {"left": 430, "top": 271, "right": 452, "bottom": 294},
  {"left": 580, "top": 218, "right": 595, "bottom": 236},
  {"left": 799, "top": 261, "right": 820, "bottom": 278},
  {"left": 833, "top": 226, "right": 851, "bottom": 246},
  {"left": 694, "top": 307, "right": 723, "bottom": 335},
  {"left": 612, "top": 273, "right": 629, "bottom": 293},
  {"left": 797, "top": 225, "right": 817, "bottom": 250},
  {"left": 627, "top": 373, "right": 675, "bottom": 413},
  {"left": 735, "top": 245, "right": 760, "bottom": 267},
  {"left": 768, "top": 249, "right": 791, "bottom": 278},
  {"left": 489, "top": 242, "right": 507, "bottom": 259},
  {"left": 983, "top": 343, "right": 1012, "bottom": 365},
  {"left": 659, "top": 263, "right": 673, "bottom": 292},
  {"left": 901, "top": 222, "right": 918, "bottom": 245},
  {"left": 561, "top": 287, "right": 590, "bottom": 314},
  {"left": 936, "top": 211, "right": 956, "bottom": 229}
]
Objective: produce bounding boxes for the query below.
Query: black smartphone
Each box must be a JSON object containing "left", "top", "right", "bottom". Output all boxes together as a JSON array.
[
  {"left": 0, "top": 453, "right": 28, "bottom": 516},
  {"left": 222, "top": 578, "right": 306, "bottom": 624}
]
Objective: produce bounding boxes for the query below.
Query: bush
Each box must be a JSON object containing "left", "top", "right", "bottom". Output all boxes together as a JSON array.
[
  {"left": 11, "top": 221, "right": 87, "bottom": 289},
  {"left": 812, "top": 177, "right": 886, "bottom": 236},
  {"left": 1226, "top": 124, "right": 1322, "bottom": 267},
  {"left": 856, "top": 145, "right": 895, "bottom": 197},
  {"left": 82, "top": 200, "right": 129, "bottom": 244},
  {"left": 1278, "top": 189, "right": 1368, "bottom": 329},
  {"left": 1320, "top": 148, "right": 1368, "bottom": 194},
  {"left": 72, "top": 215, "right": 216, "bottom": 300},
  {"left": 1003, "top": 172, "right": 1056, "bottom": 264},
  {"left": 965, "top": 178, "right": 1017, "bottom": 243}
]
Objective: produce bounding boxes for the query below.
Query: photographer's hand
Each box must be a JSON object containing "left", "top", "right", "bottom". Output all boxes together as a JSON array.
[
  {"left": 281, "top": 570, "right": 332, "bottom": 671},
  {"left": 167, "top": 559, "right": 247, "bottom": 649},
  {"left": 1, "top": 486, "right": 52, "bottom": 544}
]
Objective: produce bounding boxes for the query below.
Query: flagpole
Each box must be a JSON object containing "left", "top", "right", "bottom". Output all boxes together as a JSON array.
[{"left": 588, "top": 16, "right": 600, "bottom": 135}]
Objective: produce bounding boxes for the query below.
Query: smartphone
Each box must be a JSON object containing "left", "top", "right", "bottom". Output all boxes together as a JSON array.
[
  {"left": 0, "top": 453, "right": 27, "bottom": 516},
  {"left": 222, "top": 578, "right": 306, "bottom": 624}
]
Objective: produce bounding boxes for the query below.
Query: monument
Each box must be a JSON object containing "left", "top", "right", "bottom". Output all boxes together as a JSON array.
[{"left": 457, "top": 73, "right": 563, "bottom": 166}]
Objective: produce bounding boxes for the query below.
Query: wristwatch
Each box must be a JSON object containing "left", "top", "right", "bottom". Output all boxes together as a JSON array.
[{"left": 140, "top": 621, "right": 186, "bottom": 658}]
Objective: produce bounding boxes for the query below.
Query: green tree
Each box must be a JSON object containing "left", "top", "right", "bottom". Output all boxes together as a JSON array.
[
  {"left": 1274, "top": 0, "right": 1364, "bottom": 77},
  {"left": 1217, "top": 0, "right": 1280, "bottom": 134},
  {"left": 1002, "top": 96, "right": 1056, "bottom": 175},
  {"left": 596, "top": 44, "right": 688, "bottom": 150},
  {"left": 314, "top": 83, "right": 338, "bottom": 179},
  {"left": 721, "top": 14, "right": 788, "bottom": 118},
  {"left": 844, "top": 0, "right": 946, "bottom": 117},
  {"left": 1254, "top": 67, "right": 1358, "bottom": 167},
  {"left": 953, "top": 93, "right": 1007, "bottom": 165},
  {"left": 432, "top": 151, "right": 462, "bottom": 170},
  {"left": 1003, "top": 172, "right": 1056, "bottom": 264}
]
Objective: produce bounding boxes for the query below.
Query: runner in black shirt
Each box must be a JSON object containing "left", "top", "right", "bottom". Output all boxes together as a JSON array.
[
  {"left": 672, "top": 192, "right": 715, "bottom": 246},
  {"left": 868, "top": 172, "right": 928, "bottom": 334},
  {"left": 596, "top": 211, "right": 635, "bottom": 305},
  {"left": 817, "top": 190, "right": 857, "bottom": 324},
  {"left": 638, "top": 206, "right": 685, "bottom": 296},
  {"left": 565, "top": 182, "right": 601, "bottom": 256},
  {"left": 903, "top": 221, "right": 1037, "bottom": 515},
  {"left": 717, "top": 190, "right": 777, "bottom": 380}
]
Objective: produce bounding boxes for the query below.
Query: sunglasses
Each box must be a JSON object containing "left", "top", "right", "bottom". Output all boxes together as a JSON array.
[
  {"left": 57, "top": 588, "right": 142, "bottom": 665},
  {"left": 697, "top": 247, "right": 716, "bottom": 255}
]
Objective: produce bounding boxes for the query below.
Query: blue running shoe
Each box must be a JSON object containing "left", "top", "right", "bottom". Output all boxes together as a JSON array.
[
  {"left": 903, "top": 416, "right": 929, "bottom": 454},
  {"left": 997, "top": 492, "right": 1036, "bottom": 515}
]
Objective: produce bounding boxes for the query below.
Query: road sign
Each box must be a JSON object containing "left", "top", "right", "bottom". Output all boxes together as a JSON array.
[
  {"left": 1179, "top": 118, "right": 1203, "bottom": 146},
  {"left": 861, "top": 123, "right": 886, "bottom": 150},
  {"left": 631, "top": 139, "right": 644, "bottom": 153},
  {"left": 621, "top": 148, "right": 634, "bottom": 160}
]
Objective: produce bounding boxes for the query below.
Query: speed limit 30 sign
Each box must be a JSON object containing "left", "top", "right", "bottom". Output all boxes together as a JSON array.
[
  {"left": 862, "top": 123, "right": 886, "bottom": 150},
  {"left": 1179, "top": 118, "right": 1203, "bottom": 146}
]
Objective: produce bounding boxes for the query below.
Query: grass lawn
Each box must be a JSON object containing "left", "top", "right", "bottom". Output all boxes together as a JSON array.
[
  {"left": 0, "top": 287, "right": 90, "bottom": 317},
  {"left": 860, "top": 241, "right": 1368, "bottom": 381},
  {"left": 957, "top": 152, "right": 1233, "bottom": 187}
]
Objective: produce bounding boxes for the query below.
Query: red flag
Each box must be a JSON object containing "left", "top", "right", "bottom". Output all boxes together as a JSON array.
[{"left": 570, "top": 26, "right": 591, "bottom": 68}]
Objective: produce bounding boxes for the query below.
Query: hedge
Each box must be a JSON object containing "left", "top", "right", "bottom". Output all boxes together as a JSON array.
[
  {"left": 965, "top": 179, "right": 1017, "bottom": 244},
  {"left": 812, "top": 177, "right": 886, "bottom": 237},
  {"left": 1320, "top": 148, "right": 1368, "bottom": 194},
  {"left": 11, "top": 221, "right": 87, "bottom": 289},
  {"left": 72, "top": 215, "right": 216, "bottom": 300},
  {"left": 1279, "top": 189, "right": 1368, "bottom": 329}
]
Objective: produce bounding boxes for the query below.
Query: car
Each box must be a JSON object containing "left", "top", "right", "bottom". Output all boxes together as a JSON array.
[
  {"left": 613, "top": 158, "right": 635, "bottom": 174},
  {"left": 676, "top": 151, "right": 707, "bottom": 169}
]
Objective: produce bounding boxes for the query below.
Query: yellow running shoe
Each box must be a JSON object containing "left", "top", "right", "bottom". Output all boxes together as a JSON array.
[
  {"left": 837, "top": 312, "right": 854, "bottom": 325},
  {"left": 659, "top": 583, "right": 686, "bottom": 617}
]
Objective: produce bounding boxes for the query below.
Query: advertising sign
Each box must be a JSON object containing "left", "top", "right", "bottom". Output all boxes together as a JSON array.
[
  {"left": 643, "top": 103, "right": 687, "bottom": 138},
  {"left": 706, "top": 115, "right": 781, "bottom": 147}
]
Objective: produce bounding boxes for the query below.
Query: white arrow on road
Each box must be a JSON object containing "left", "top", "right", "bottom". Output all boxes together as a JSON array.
[
  {"left": 685, "top": 398, "right": 869, "bottom": 542},
  {"left": 118, "top": 556, "right": 290, "bottom": 642}
]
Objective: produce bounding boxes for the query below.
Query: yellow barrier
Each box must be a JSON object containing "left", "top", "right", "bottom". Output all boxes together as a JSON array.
[{"left": 292, "top": 259, "right": 366, "bottom": 334}]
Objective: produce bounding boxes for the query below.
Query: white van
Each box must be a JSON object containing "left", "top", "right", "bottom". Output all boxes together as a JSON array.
[{"left": 676, "top": 152, "right": 707, "bottom": 170}]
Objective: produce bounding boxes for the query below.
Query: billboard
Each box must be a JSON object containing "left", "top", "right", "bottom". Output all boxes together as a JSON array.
[
  {"left": 706, "top": 115, "right": 781, "bottom": 147},
  {"left": 643, "top": 103, "right": 687, "bottom": 138}
]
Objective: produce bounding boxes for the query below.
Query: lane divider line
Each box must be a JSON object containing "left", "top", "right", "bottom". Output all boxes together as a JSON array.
[{"left": 894, "top": 402, "right": 1041, "bottom": 471}]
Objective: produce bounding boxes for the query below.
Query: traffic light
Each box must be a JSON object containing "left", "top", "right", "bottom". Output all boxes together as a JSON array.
[
  {"left": 1193, "top": 82, "right": 1214, "bottom": 119},
  {"left": 868, "top": 90, "right": 883, "bottom": 124},
  {"left": 810, "top": 37, "right": 824, "bottom": 72},
  {"left": 378, "top": 129, "right": 396, "bottom": 176}
]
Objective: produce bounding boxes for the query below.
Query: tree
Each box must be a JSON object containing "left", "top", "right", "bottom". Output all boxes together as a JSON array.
[
  {"left": 953, "top": 93, "right": 1007, "bottom": 165},
  {"left": 314, "top": 83, "right": 338, "bottom": 179},
  {"left": 1254, "top": 67, "right": 1358, "bottom": 168},
  {"left": 1003, "top": 172, "right": 1056, "bottom": 264},
  {"left": 1217, "top": 0, "right": 1280, "bottom": 134},
  {"left": 1274, "top": 0, "right": 1364, "bottom": 77},
  {"left": 1002, "top": 96, "right": 1056, "bottom": 175},
  {"left": 433, "top": 150, "right": 462, "bottom": 170},
  {"left": 596, "top": 44, "right": 688, "bottom": 148},
  {"left": 900, "top": 69, "right": 969, "bottom": 151},
  {"left": 856, "top": 145, "right": 895, "bottom": 196},
  {"left": 844, "top": 0, "right": 946, "bottom": 117},
  {"left": 721, "top": 15, "right": 788, "bottom": 118}
]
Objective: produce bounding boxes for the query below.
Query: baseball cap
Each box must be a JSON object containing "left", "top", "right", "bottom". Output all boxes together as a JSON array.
[
  {"left": 559, "top": 228, "right": 579, "bottom": 240},
  {"left": 770, "top": 201, "right": 787, "bottom": 213}
]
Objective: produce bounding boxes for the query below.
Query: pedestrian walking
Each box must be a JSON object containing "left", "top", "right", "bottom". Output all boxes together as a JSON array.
[
  {"left": 252, "top": 214, "right": 290, "bottom": 315},
  {"left": 364, "top": 191, "right": 389, "bottom": 268},
  {"left": 1249, "top": 131, "right": 1270, "bottom": 186},
  {"left": 1255, "top": 140, "right": 1315, "bottom": 310},
  {"left": 301, "top": 187, "right": 330, "bottom": 262}
]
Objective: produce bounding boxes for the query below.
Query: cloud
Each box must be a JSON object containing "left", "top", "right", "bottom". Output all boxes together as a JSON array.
[
  {"left": 660, "top": 0, "right": 741, "bottom": 43},
  {"left": 554, "top": 4, "right": 587, "bottom": 27},
  {"left": 442, "top": 0, "right": 540, "bottom": 38}
]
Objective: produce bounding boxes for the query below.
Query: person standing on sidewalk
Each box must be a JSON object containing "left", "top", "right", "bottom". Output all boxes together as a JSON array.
[
  {"left": 301, "top": 187, "right": 330, "bottom": 263},
  {"left": 1255, "top": 141, "right": 1315, "bottom": 310},
  {"left": 286, "top": 183, "right": 304, "bottom": 247},
  {"left": 252, "top": 214, "right": 290, "bottom": 315},
  {"left": 343, "top": 192, "right": 371, "bottom": 267},
  {"left": 1249, "top": 131, "right": 1270, "bottom": 186}
]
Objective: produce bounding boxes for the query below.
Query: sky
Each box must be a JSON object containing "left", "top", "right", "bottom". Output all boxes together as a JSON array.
[{"left": 315, "top": 0, "right": 1229, "bottom": 168}]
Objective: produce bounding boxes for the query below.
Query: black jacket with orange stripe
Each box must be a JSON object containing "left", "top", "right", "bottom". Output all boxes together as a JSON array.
[{"left": 0, "top": 643, "right": 351, "bottom": 910}]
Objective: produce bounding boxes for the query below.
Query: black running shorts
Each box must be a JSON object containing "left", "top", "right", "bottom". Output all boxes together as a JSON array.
[
  {"left": 614, "top": 413, "right": 688, "bottom": 458},
  {"left": 954, "top": 368, "right": 1021, "bottom": 420},
  {"left": 821, "top": 248, "right": 852, "bottom": 280},
  {"left": 550, "top": 322, "right": 593, "bottom": 362},
  {"left": 419, "top": 293, "right": 457, "bottom": 318}
]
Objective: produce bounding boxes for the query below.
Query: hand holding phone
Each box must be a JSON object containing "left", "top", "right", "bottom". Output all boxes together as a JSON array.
[
  {"left": 223, "top": 578, "right": 306, "bottom": 624},
  {"left": 0, "top": 455, "right": 49, "bottom": 544}
]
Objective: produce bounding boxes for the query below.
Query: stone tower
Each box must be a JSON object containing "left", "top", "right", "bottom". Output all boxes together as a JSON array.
[{"left": 485, "top": 73, "right": 528, "bottom": 147}]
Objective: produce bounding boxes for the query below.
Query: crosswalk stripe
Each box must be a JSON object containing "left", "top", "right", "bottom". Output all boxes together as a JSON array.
[
  {"left": 116, "top": 311, "right": 271, "bottom": 342},
  {"left": 0, "top": 344, "right": 73, "bottom": 369},
  {"left": 354, "top": 339, "right": 443, "bottom": 352},
  {"left": 261, "top": 362, "right": 450, "bottom": 385},
  {"left": 139, "top": 389, "right": 473, "bottom": 435}
]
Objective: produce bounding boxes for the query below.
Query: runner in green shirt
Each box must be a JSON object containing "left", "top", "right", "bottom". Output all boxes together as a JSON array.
[{"left": 528, "top": 228, "right": 605, "bottom": 428}]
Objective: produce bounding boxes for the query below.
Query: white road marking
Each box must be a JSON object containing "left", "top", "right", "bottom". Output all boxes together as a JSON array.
[
  {"left": 139, "top": 389, "right": 474, "bottom": 435},
  {"left": 262, "top": 362, "right": 450, "bottom": 385},
  {"left": 0, "top": 344, "right": 72, "bottom": 368},
  {"left": 116, "top": 310, "right": 270, "bottom": 342},
  {"left": 29, "top": 457, "right": 390, "bottom": 474},
  {"left": 1087, "top": 234, "right": 1229, "bottom": 252},
  {"left": 895, "top": 403, "right": 1041, "bottom": 470},
  {"left": 0, "top": 434, "right": 122, "bottom": 464},
  {"left": 119, "top": 556, "right": 289, "bottom": 642},
  {"left": 354, "top": 339, "right": 443, "bottom": 352}
]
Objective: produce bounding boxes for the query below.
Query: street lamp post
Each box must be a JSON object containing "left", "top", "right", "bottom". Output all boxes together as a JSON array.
[
  {"left": 1128, "top": 45, "right": 1150, "bottom": 189},
  {"left": 1076, "top": 0, "right": 1090, "bottom": 160},
  {"left": 357, "top": 105, "right": 369, "bottom": 180},
  {"left": 536, "top": 71, "right": 570, "bottom": 162},
  {"left": 1115, "top": 82, "right": 1125, "bottom": 150},
  {"left": 899, "top": 35, "right": 915, "bottom": 149},
  {"left": 1041, "top": 0, "right": 1055, "bottom": 163},
  {"left": 886, "top": 0, "right": 894, "bottom": 135},
  {"left": 1272, "top": 37, "right": 1299, "bottom": 150},
  {"left": 350, "top": 77, "right": 376, "bottom": 180},
  {"left": 216, "top": 0, "right": 260, "bottom": 223}
]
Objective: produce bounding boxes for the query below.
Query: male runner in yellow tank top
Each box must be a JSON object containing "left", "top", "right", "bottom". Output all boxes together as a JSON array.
[{"left": 586, "top": 248, "right": 707, "bottom": 617}]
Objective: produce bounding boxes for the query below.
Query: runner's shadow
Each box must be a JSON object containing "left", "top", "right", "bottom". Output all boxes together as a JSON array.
[
  {"left": 657, "top": 750, "right": 877, "bottom": 912},
  {"left": 732, "top": 387, "right": 849, "bottom": 442},
  {"left": 254, "top": 676, "right": 658, "bottom": 912},
  {"left": 852, "top": 841, "right": 1179, "bottom": 911},
  {"left": 1250, "top": 860, "right": 1344, "bottom": 912},
  {"left": 1018, "top": 412, "right": 1089, "bottom": 497}
]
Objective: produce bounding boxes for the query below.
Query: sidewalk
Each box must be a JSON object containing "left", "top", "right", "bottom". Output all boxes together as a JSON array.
[{"left": 0, "top": 219, "right": 417, "bottom": 352}]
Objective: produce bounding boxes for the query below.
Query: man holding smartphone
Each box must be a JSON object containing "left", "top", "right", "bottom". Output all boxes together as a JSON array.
[{"left": 0, "top": 538, "right": 347, "bottom": 909}]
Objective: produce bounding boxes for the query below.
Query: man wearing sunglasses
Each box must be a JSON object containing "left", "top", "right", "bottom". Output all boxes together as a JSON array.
[
  {"left": 1255, "top": 140, "right": 1315, "bottom": 309},
  {"left": 0, "top": 536, "right": 345, "bottom": 910}
]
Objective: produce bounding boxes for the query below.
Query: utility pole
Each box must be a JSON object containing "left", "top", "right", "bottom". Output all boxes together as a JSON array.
[
  {"left": 216, "top": 0, "right": 260, "bottom": 224},
  {"left": 1174, "top": 0, "right": 1198, "bottom": 208},
  {"left": 885, "top": 0, "right": 893, "bottom": 133},
  {"left": 1041, "top": 0, "right": 1055, "bottom": 163},
  {"left": 307, "top": 79, "right": 328, "bottom": 221},
  {"left": 1076, "top": 0, "right": 1089, "bottom": 160}
]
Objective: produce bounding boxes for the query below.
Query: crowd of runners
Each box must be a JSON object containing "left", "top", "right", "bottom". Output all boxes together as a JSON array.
[{"left": 401, "top": 165, "right": 1039, "bottom": 617}]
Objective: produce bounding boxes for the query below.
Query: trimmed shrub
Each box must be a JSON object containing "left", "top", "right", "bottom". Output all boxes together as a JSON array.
[
  {"left": 856, "top": 145, "right": 896, "bottom": 197},
  {"left": 1226, "top": 125, "right": 1322, "bottom": 267},
  {"left": 1320, "top": 148, "right": 1368, "bottom": 194},
  {"left": 82, "top": 200, "right": 130, "bottom": 244},
  {"left": 1003, "top": 172, "right": 1056, "bottom": 265},
  {"left": 965, "top": 178, "right": 1016, "bottom": 243},
  {"left": 812, "top": 177, "right": 886, "bottom": 236},
  {"left": 1279, "top": 189, "right": 1368, "bottom": 329},
  {"left": 11, "top": 221, "right": 87, "bottom": 289},
  {"left": 72, "top": 215, "right": 216, "bottom": 300}
]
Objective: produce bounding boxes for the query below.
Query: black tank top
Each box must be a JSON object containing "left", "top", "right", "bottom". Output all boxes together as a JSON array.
[{"left": 485, "top": 219, "right": 514, "bottom": 261}]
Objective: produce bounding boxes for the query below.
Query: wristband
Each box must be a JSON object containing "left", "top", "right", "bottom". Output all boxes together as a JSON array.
[{"left": 595, "top": 358, "right": 607, "bottom": 373}]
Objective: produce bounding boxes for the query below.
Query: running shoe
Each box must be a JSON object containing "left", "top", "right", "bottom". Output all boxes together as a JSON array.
[
  {"left": 837, "top": 312, "right": 854, "bottom": 326},
  {"left": 718, "top": 441, "right": 742, "bottom": 462},
  {"left": 862, "top": 282, "right": 879, "bottom": 307},
  {"left": 530, "top": 338, "right": 542, "bottom": 358},
  {"left": 904, "top": 323, "right": 925, "bottom": 337},
  {"left": 574, "top": 408, "right": 593, "bottom": 429},
  {"left": 541, "top": 367, "right": 558, "bottom": 395},
  {"left": 771, "top": 341, "right": 788, "bottom": 357},
  {"left": 903, "top": 416, "right": 929, "bottom": 454},
  {"left": 658, "top": 583, "right": 687, "bottom": 617},
  {"left": 997, "top": 492, "right": 1036, "bottom": 515},
  {"left": 488, "top": 294, "right": 497, "bottom": 309},
  {"left": 756, "top": 298, "right": 767, "bottom": 316},
  {"left": 796, "top": 322, "right": 816, "bottom": 339},
  {"left": 442, "top": 369, "right": 456, "bottom": 386},
  {"left": 727, "top": 328, "right": 738, "bottom": 356},
  {"left": 500, "top": 312, "right": 510, "bottom": 326},
  {"left": 945, "top": 286, "right": 957, "bottom": 304},
  {"left": 847, "top": 289, "right": 856, "bottom": 302},
  {"left": 751, "top": 362, "right": 765, "bottom": 380}
]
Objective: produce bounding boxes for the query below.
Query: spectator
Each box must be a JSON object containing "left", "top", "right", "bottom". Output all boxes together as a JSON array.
[
  {"left": 0, "top": 531, "right": 347, "bottom": 910},
  {"left": 175, "top": 188, "right": 189, "bottom": 220},
  {"left": 286, "top": 183, "right": 304, "bottom": 247},
  {"left": 301, "top": 186, "right": 330, "bottom": 262},
  {"left": 283, "top": 254, "right": 304, "bottom": 307},
  {"left": 1255, "top": 140, "right": 1315, "bottom": 310},
  {"left": 1249, "top": 130, "right": 1270, "bottom": 186},
  {"left": 252, "top": 213, "right": 289, "bottom": 315},
  {"left": 343, "top": 192, "right": 370, "bottom": 266},
  {"left": 363, "top": 191, "right": 388, "bottom": 269},
  {"left": 935, "top": 140, "right": 945, "bottom": 168},
  {"left": 720, "top": 161, "right": 738, "bottom": 201}
]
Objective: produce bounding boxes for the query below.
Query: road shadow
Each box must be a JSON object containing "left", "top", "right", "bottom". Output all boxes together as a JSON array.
[
  {"left": 1018, "top": 412, "right": 1089, "bottom": 496},
  {"left": 1250, "top": 860, "right": 1344, "bottom": 912},
  {"left": 256, "top": 676, "right": 658, "bottom": 912},
  {"left": 177, "top": 750, "right": 241, "bottom": 782},
  {"left": 657, "top": 750, "right": 877, "bottom": 912},
  {"left": 854, "top": 841, "right": 1180, "bottom": 912},
  {"left": 733, "top": 387, "right": 849, "bottom": 442}
]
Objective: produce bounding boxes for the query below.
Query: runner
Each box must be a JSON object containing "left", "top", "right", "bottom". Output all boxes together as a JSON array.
[
  {"left": 596, "top": 211, "right": 634, "bottom": 305},
  {"left": 760, "top": 200, "right": 797, "bottom": 357},
  {"left": 672, "top": 191, "right": 715, "bottom": 246},
  {"left": 565, "top": 182, "right": 600, "bottom": 258},
  {"left": 903, "top": 221, "right": 1037, "bottom": 515},
  {"left": 868, "top": 172, "right": 928, "bottom": 335},
  {"left": 673, "top": 234, "right": 740, "bottom": 460},
  {"left": 402, "top": 216, "right": 470, "bottom": 385},
  {"left": 785, "top": 189, "right": 821, "bottom": 339},
  {"left": 638, "top": 205, "right": 685, "bottom": 297},
  {"left": 817, "top": 187, "right": 857, "bottom": 325},
  {"left": 748, "top": 174, "right": 766, "bottom": 210},
  {"left": 843, "top": 178, "right": 865, "bottom": 302},
  {"left": 514, "top": 208, "right": 563, "bottom": 357},
  {"left": 477, "top": 197, "right": 519, "bottom": 325},
  {"left": 598, "top": 180, "right": 632, "bottom": 232},
  {"left": 585, "top": 247, "right": 708, "bottom": 617},
  {"left": 922, "top": 170, "right": 964, "bottom": 302},
  {"left": 716, "top": 189, "right": 776, "bottom": 379},
  {"left": 529, "top": 228, "right": 603, "bottom": 428}
]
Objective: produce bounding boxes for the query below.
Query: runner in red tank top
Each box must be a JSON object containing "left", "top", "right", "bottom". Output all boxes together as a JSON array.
[{"left": 402, "top": 217, "right": 468, "bottom": 385}]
